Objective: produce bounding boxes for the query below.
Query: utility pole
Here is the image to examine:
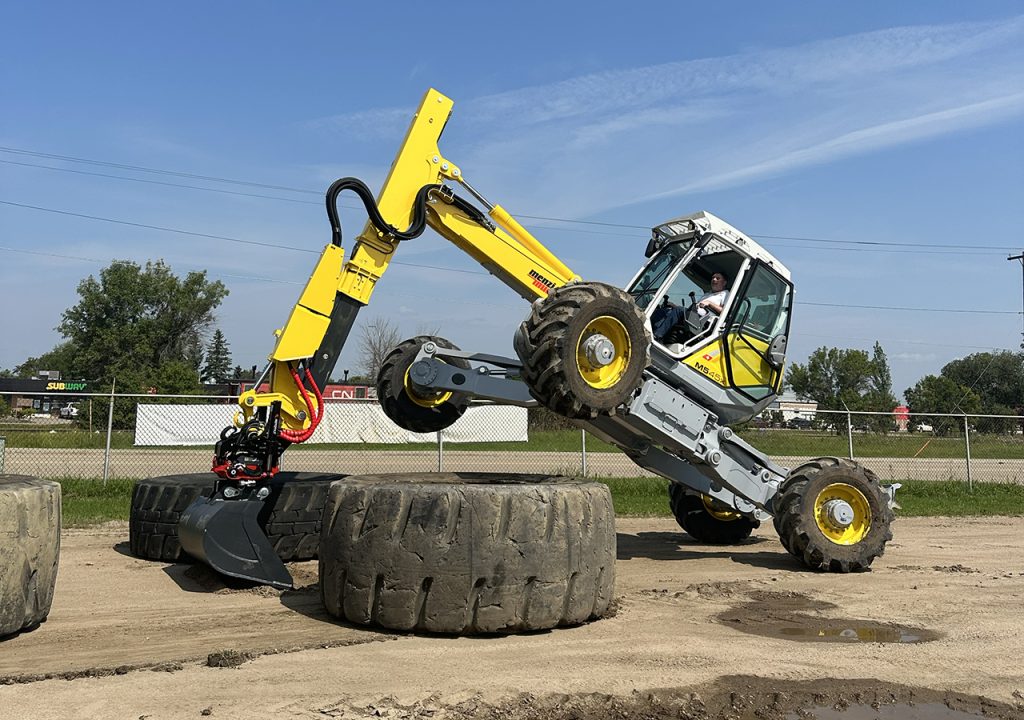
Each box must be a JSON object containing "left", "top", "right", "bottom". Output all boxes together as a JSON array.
[{"left": 1010, "top": 253, "right": 1024, "bottom": 349}]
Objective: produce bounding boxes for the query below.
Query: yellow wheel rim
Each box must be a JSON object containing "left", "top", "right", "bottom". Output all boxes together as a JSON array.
[
  {"left": 814, "top": 483, "right": 871, "bottom": 545},
  {"left": 403, "top": 366, "right": 453, "bottom": 409},
  {"left": 576, "top": 315, "right": 631, "bottom": 389},
  {"left": 701, "top": 494, "right": 743, "bottom": 522}
]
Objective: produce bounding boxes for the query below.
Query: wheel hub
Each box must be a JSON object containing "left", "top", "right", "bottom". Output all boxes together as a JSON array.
[
  {"left": 813, "top": 482, "right": 872, "bottom": 545},
  {"left": 822, "top": 498, "right": 855, "bottom": 529},
  {"left": 581, "top": 334, "right": 616, "bottom": 367},
  {"left": 575, "top": 315, "right": 632, "bottom": 389}
]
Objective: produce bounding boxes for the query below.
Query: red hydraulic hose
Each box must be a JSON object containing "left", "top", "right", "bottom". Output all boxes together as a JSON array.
[{"left": 278, "top": 366, "right": 324, "bottom": 443}]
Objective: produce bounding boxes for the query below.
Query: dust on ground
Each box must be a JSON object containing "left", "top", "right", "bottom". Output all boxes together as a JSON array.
[{"left": 0, "top": 517, "right": 1022, "bottom": 720}]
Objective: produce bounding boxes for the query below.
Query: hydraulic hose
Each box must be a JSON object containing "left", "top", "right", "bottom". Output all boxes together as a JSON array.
[{"left": 325, "top": 177, "right": 439, "bottom": 247}]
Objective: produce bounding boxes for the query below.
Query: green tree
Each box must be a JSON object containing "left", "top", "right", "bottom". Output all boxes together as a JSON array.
[
  {"left": 13, "top": 342, "right": 80, "bottom": 379},
  {"left": 58, "top": 260, "right": 226, "bottom": 384},
  {"left": 787, "top": 343, "right": 897, "bottom": 432},
  {"left": 46, "top": 260, "right": 228, "bottom": 427},
  {"left": 904, "top": 375, "right": 982, "bottom": 436},
  {"left": 939, "top": 351, "right": 1023, "bottom": 433},
  {"left": 201, "top": 330, "right": 232, "bottom": 383}
]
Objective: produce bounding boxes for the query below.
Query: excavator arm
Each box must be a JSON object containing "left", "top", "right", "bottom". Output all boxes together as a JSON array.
[{"left": 213, "top": 88, "right": 579, "bottom": 481}]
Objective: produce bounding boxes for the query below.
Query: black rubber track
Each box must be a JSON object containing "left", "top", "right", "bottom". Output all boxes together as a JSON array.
[
  {"left": 668, "top": 483, "right": 759, "bottom": 544},
  {"left": 772, "top": 457, "right": 894, "bottom": 572},
  {"left": 377, "top": 335, "right": 471, "bottom": 433},
  {"left": 319, "top": 472, "right": 616, "bottom": 635},
  {"left": 129, "top": 472, "right": 343, "bottom": 562},
  {"left": 0, "top": 475, "right": 61, "bottom": 638},
  {"left": 515, "top": 282, "right": 650, "bottom": 419}
]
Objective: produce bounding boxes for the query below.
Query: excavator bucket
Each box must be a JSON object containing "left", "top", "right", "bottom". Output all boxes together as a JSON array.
[{"left": 178, "top": 494, "right": 293, "bottom": 589}]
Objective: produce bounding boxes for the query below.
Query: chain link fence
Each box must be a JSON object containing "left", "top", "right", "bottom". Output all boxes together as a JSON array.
[{"left": 2, "top": 392, "right": 1022, "bottom": 484}]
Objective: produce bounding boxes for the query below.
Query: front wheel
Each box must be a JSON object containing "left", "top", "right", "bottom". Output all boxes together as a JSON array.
[
  {"left": 377, "top": 336, "right": 471, "bottom": 434},
  {"left": 772, "top": 457, "right": 894, "bottom": 572},
  {"left": 515, "top": 282, "right": 650, "bottom": 419}
]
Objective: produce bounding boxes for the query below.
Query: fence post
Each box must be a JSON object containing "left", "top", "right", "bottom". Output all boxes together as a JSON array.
[
  {"left": 581, "top": 428, "right": 587, "bottom": 477},
  {"left": 845, "top": 408, "right": 854, "bottom": 460},
  {"left": 964, "top": 415, "right": 972, "bottom": 491},
  {"left": 102, "top": 379, "right": 116, "bottom": 486},
  {"left": 437, "top": 430, "right": 444, "bottom": 472}
]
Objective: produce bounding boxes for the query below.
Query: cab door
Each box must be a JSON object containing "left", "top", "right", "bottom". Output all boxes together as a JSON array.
[{"left": 719, "top": 261, "right": 792, "bottom": 400}]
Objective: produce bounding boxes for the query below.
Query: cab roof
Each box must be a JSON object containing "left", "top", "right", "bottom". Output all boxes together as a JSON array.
[{"left": 652, "top": 211, "right": 791, "bottom": 281}]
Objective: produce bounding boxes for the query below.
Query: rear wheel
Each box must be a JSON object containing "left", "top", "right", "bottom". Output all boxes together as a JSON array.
[
  {"left": 130, "top": 472, "right": 341, "bottom": 562},
  {"left": 772, "top": 457, "right": 893, "bottom": 572},
  {"left": 0, "top": 475, "right": 61, "bottom": 638},
  {"left": 516, "top": 282, "right": 650, "bottom": 419},
  {"left": 668, "top": 483, "right": 758, "bottom": 544},
  {"left": 377, "top": 336, "right": 471, "bottom": 433},
  {"left": 319, "top": 472, "right": 616, "bottom": 634}
]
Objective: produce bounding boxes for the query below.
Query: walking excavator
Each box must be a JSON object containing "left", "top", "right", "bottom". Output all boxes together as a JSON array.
[{"left": 179, "top": 89, "right": 896, "bottom": 589}]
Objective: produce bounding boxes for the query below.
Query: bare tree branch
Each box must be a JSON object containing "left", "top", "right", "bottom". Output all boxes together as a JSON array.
[{"left": 358, "top": 317, "right": 402, "bottom": 381}]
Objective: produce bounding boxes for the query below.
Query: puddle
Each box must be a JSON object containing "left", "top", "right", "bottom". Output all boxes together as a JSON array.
[{"left": 715, "top": 590, "right": 940, "bottom": 644}]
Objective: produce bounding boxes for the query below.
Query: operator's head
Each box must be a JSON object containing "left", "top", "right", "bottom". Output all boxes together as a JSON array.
[{"left": 711, "top": 272, "right": 728, "bottom": 291}]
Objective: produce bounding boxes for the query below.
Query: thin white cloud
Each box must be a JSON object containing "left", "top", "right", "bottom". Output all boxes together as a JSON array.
[
  {"left": 312, "top": 16, "right": 1024, "bottom": 137},
  {"left": 644, "top": 92, "right": 1024, "bottom": 201}
]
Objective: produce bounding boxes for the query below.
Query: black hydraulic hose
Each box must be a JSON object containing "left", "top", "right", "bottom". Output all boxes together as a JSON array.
[{"left": 325, "top": 177, "right": 439, "bottom": 247}]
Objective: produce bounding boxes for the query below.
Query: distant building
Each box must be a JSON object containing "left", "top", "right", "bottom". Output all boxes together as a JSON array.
[
  {"left": 767, "top": 391, "right": 818, "bottom": 422},
  {"left": 0, "top": 373, "right": 91, "bottom": 414},
  {"left": 237, "top": 381, "right": 376, "bottom": 401}
]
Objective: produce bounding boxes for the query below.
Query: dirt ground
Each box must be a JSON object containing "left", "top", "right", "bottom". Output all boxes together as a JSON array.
[{"left": 1, "top": 517, "right": 1023, "bottom": 720}]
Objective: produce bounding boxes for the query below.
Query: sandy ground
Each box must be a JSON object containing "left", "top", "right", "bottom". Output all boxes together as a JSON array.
[{"left": 1, "top": 517, "right": 1023, "bottom": 720}]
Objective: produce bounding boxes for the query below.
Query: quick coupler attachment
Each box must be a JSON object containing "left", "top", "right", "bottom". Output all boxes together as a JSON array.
[{"left": 178, "top": 482, "right": 293, "bottom": 590}]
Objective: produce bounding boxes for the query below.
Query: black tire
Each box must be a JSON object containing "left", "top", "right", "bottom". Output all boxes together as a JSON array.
[
  {"left": 515, "top": 282, "right": 650, "bottom": 419},
  {"left": 377, "top": 336, "right": 471, "bottom": 433},
  {"left": 668, "top": 483, "right": 759, "bottom": 544},
  {"left": 772, "top": 457, "right": 894, "bottom": 572},
  {"left": 0, "top": 475, "right": 61, "bottom": 637},
  {"left": 319, "top": 472, "right": 616, "bottom": 634},
  {"left": 130, "top": 472, "right": 343, "bottom": 562}
]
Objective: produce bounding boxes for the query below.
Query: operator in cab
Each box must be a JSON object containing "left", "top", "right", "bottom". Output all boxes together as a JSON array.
[{"left": 652, "top": 271, "right": 730, "bottom": 345}]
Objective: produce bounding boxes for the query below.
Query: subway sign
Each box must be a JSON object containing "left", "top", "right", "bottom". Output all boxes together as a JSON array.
[{"left": 45, "top": 382, "right": 87, "bottom": 391}]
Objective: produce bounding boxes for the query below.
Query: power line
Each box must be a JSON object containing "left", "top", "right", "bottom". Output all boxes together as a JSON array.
[
  {"left": 0, "top": 145, "right": 316, "bottom": 194},
  {"left": 1, "top": 242, "right": 1017, "bottom": 318},
  {"left": 3, "top": 143, "right": 1022, "bottom": 253},
  {"left": 799, "top": 301, "right": 1019, "bottom": 316},
  {"left": 0, "top": 159, "right": 321, "bottom": 206},
  {"left": 0, "top": 199, "right": 317, "bottom": 253}
]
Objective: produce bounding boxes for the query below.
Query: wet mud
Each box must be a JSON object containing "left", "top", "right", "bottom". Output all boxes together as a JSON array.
[
  {"left": 714, "top": 590, "right": 940, "bottom": 644},
  {"left": 319, "top": 678, "right": 1024, "bottom": 720}
]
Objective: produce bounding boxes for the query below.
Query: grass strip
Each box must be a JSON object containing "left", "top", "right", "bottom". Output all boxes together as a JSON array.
[
  {"left": 53, "top": 477, "right": 1024, "bottom": 528},
  {"left": 6, "top": 426, "right": 1024, "bottom": 459}
]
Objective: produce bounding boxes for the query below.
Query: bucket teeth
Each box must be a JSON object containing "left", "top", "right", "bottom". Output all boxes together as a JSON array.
[{"left": 179, "top": 492, "right": 293, "bottom": 589}]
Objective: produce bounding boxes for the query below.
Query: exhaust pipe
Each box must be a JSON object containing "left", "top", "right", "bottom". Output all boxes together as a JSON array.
[{"left": 179, "top": 487, "right": 293, "bottom": 590}]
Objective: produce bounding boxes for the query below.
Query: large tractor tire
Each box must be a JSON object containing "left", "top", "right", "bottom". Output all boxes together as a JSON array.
[
  {"left": 130, "top": 472, "right": 342, "bottom": 562},
  {"left": 668, "top": 483, "right": 759, "bottom": 544},
  {"left": 377, "top": 335, "right": 471, "bottom": 433},
  {"left": 772, "top": 457, "right": 894, "bottom": 572},
  {"left": 515, "top": 282, "right": 650, "bottom": 419},
  {"left": 319, "top": 472, "right": 616, "bottom": 634},
  {"left": 0, "top": 475, "right": 61, "bottom": 637}
]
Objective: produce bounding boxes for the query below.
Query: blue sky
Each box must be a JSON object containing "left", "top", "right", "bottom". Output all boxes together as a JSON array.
[{"left": 2, "top": 2, "right": 1022, "bottom": 402}]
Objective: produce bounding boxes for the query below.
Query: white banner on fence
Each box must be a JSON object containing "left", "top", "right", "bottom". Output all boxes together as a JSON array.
[{"left": 134, "top": 403, "right": 528, "bottom": 446}]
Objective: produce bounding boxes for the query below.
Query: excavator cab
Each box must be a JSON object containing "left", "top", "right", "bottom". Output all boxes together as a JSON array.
[{"left": 629, "top": 211, "right": 792, "bottom": 417}]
